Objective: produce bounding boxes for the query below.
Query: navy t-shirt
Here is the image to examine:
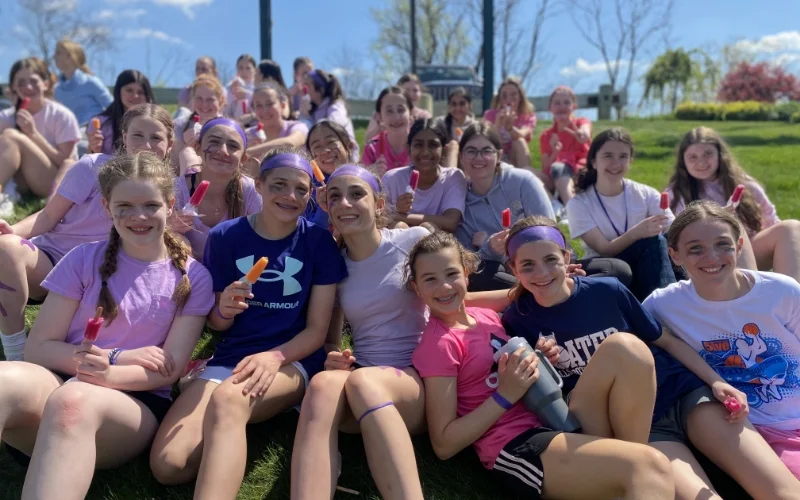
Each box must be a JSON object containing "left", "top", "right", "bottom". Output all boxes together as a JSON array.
[
  {"left": 203, "top": 216, "right": 347, "bottom": 369},
  {"left": 502, "top": 276, "right": 703, "bottom": 422}
]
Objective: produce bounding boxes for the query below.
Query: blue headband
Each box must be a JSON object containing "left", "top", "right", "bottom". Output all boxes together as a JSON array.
[
  {"left": 327, "top": 164, "right": 381, "bottom": 194},
  {"left": 507, "top": 226, "right": 567, "bottom": 261},
  {"left": 307, "top": 70, "right": 327, "bottom": 90},
  {"left": 260, "top": 153, "right": 313, "bottom": 178},
  {"left": 198, "top": 117, "right": 248, "bottom": 148}
]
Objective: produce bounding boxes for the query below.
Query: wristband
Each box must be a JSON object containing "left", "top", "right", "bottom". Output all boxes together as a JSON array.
[
  {"left": 108, "top": 348, "right": 123, "bottom": 366},
  {"left": 215, "top": 305, "right": 233, "bottom": 320},
  {"left": 492, "top": 391, "right": 513, "bottom": 410}
]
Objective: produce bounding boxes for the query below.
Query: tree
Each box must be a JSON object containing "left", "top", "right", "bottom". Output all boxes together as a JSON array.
[
  {"left": 328, "top": 44, "right": 383, "bottom": 99},
  {"left": 371, "top": 0, "right": 472, "bottom": 77},
  {"left": 569, "top": 0, "right": 674, "bottom": 117},
  {"left": 718, "top": 62, "right": 800, "bottom": 103},
  {"left": 640, "top": 48, "right": 693, "bottom": 113},
  {"left": 14, "top": 0, "right": 114, "bottom": 72}
]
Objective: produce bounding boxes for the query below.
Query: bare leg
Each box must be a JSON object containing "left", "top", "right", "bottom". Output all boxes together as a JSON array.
[
  {"left": 21, "top": 381, "right": 160, "bottom": 500},
  {"left": 0, "top": 362, "right": 62, "bottom": 453},
  {"left": 291, "top": 370, "right": 354, "bottom": 500},
  {"left": 0, "top": 234, "right": 53, "bottom": 339},
  {"left": 344, "top": 367, "right": 426, "bottom": 500},
  {"left": 751, "top": 220, "right": 800, "bottom": 281},
  {"left": 650, "top": 441, "right": 721, "bottom": 500},
  {"left": 0, "top": 129, "right": 58, "bottom": 197},
  {"left": 193, "top": 365, "right": 305, "bottom": 500},
  {"left": 555, "top": 176, "right": 575, "bottom": 205},
  {"left": 510, "top": 138, "right": 531, "bottom": 169},
  {"left": 150, "top": 379, "right": 218, "bottom": 485},
  {"left": 568, "top": 332, "right": 657, "bottom": 444},
  {"left": 540, "top": 433, "right": 674, "bottom": 499},
  {"left": 687, "top": 402, "right": 800, "bottom": 500}
]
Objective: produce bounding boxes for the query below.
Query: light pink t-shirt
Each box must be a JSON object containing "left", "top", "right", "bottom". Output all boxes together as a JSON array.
[
  {"left": 382, "top": 166, "right": 467, "bottom": 216},
  {"left": 0, "top": 99, "right": 81, "bottom": 158},
  {"left": 362, "top": 131, "right": 411, "bottom": 172},
  {"left": 482, "top": 108, "right": 537, "bottom": 147},
  {"left": 31, "top": 154, "right": 113, "bottom": 263},
  {"left": 245, "top": 120, "right": 308, "bottom": 143},
  {"left": 412, "top": 307, "right": 543, "bottom": 469},
  {"left": 174, "top": 173, "right": 263, "bottom": 260},
  {"left": 41, "top": 240, "right": 215, "bottom": 398}
]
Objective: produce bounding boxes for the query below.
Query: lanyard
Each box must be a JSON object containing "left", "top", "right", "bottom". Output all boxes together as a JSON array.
[{"left": 594, "top": 182, "right": 628, "bottom": 237}]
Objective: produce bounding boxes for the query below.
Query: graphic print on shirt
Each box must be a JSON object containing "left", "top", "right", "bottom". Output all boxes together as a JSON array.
[
  {"left": 235, "top": 255, "right": 303, "bottom": 309},
  {"left": 699, "top": 322, "right": 798, "bottom": 408},
  {"left": 486, "top": 333, "right": 507, "bottom": 389},
  {"left": 545, "top": 327, "right": 618, "bottom": 378}
]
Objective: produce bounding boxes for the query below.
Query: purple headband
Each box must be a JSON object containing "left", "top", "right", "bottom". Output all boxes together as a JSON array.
[
  {"left": 198, "top": 117, "right": 248, "bottom": 148},
  {"left": 327, "top": 164, "right": 381, "bottom": 194},
  {"left": 307, "top": 70, "right": 327, "bottom": 90},
  {"left": 507, "top": 226, "right": 567, "bottom": 261},
  {"left": 260, "top": 153, "right": 313, "bottom": 178}
]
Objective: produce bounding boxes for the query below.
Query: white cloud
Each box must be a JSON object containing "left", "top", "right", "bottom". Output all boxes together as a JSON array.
[
  {"left": 734, "top": 31, "right": 800, "bottom": 54},
  {"left": 125, "top": 28, "right": 190, "bottom": 47},
  {"left": 42, "top": 0, "right": 78, "bottom": 12},
  {"left": 151, "top": 0, "right": 213, "bottom": 19},
  {"left": 559, "top": 58, "right": 613, "bottom": 77},
  {"left": 331, "top": 67, "right": 355, "bottom": 77},
  {"left": 95, "top": 8, "right": 146, "bottom": 20},
  {"left": 773, "top": 53, "right": 800, "bottom": 67}
]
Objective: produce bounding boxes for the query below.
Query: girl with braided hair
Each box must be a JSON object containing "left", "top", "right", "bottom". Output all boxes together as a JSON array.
[{"left": 0, "top": 150, "right": 214, "bottom": 499}]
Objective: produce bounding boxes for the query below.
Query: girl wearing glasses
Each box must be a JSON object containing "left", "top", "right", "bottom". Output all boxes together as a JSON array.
[{"left": 455, "top": 123, "right": 631, "bottom": 291}]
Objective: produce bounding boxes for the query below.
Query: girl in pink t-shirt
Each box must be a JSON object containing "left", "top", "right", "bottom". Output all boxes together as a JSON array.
[
  {"left": 409, "top": 231, "right": 675, "bottom": 499},
  {"left": 362, "top": 86, "right": 412, "bottom": 176},
  {"left": 0, "top": 151, "right": 214, "bottom": 498},
  {"left": 243, "top": 83, "right": 309, "bottom": 168},
  {"left": 0, "top": 104, "right": 174, "bottom": 361},
  {"left": 482, "top": 76, "right": 536, "bottom": 170},
  {"left": 667, "top": 126, "right": 800, "bottom": 283},
  {"left": 0, "top": 57, "right": 81, "bottom": 209}
]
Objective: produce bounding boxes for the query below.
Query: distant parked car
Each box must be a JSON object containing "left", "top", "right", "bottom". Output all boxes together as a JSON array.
[
  {"left": 416, "top": 65, "right": 483, "bottom": 102},
  {"left": 0, "top": 85, "right": 11, "bottom": 112}
]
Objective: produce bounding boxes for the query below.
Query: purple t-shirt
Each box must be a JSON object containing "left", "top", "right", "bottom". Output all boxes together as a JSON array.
[
  {"left": 339, "top": 227, "right": 430, "bottom": 367},
  {"left": 382, "top": 166, "right": 467, "bottom": 216},
  {"left": 31, "top": 154, "right": 113, "bottom": 263},
  {"left": 174, "top": 173, "right": 263, "bottom": 260},
  {"left": 244, "top": 120, "right": 309, "bottom": 142},
  {"left": 41, "top": 240, "right": 215, "bottom": 398}
]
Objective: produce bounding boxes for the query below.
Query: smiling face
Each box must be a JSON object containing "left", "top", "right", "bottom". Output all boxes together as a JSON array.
[
  {"left": 103, "top": 179, "right": 172, "bottom": 250},
  {"left": 12, "top": 67, "right": 48, "bottom": 105},
  {"left": 379, "top": 93, "right": 411, "bottom": 133},
  {"left": 237, "top": 59, "right": 256, "bottom": 83},
  {"left": 54, "top": 43, "right": 76, "bottom": 74},
  {"left": 409, "top": 128, "right": 443, "bottom": 173},
  {"left": 549, "top": 91, "right": 574, "bottom": 121},
  {"left": 509, "top": 240, "right": 571, "bottom": 305},
  {"left": 448, "top": 94, "right": 471, "bottom": 122},
  {"left": 669, "top": 218, "right": 742, "bottom": 289},
  {"left": 252, "top": 87, "right": 284, "bottom": 127},
  {"left": 196, "top": 125, "right": 245, "bottom": 176},
  {"left": 121, "top": 82, "right": 146, "bottom": 110},
  {"left": 593, "top": 140, "right": 632, "bottom": 184},
  {"left": 326, "top": 175, "right": 382, "bottom": 236},
  {"left": 412, "top": 246, "right": 469, "bottom": 317},
  {"left": 308, "top": 126, "right": 349, "bottom": 174},
  {"left": 192, "top": 84, "right": 222, "bottom": 121},
  {"left": 460, "top": 135, "right": 499, "bottom": 183},
  {"left": 683, "top": 143, "right": 720, "bottom": 181},
  {"left": 256, "top": 167, "right": 312, "bottom": 223},
  {"left": 402, "top": 80, "right": 422, "bottom": 104},
  {"left": 123, "top": 116, "right": 172, "bottom": 159},
  {"left": 499, "top": 83, "right": 521, "bottom": 110}
]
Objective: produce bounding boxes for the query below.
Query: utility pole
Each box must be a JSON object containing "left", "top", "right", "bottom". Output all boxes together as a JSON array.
[
  {"left": 259, "top": 0, "right": 272, "bottom": 60},
  {"left": 482, "top": 0, "right": 494, "bottom": 112},
  {"left": 410, "top": 0, "right": 417, "bottom": 74}
]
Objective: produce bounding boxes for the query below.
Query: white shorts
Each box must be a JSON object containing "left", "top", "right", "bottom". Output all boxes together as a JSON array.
[{"left": 196, "top": 362, "right": 311, "bottom": 388}]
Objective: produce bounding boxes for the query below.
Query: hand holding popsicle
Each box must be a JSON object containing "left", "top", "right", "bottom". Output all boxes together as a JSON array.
[
  {"left": 243, "top": 257, "right": 269, "bottom": 285},
  {"left": 88, "top": 118, "right": 104, "bottom": 153},
  {"left": 310, "top": 160, "right": 326, "bottom": 184},
  {"left": 405, "top": 170, "right": 420, "bottom": 194},
  {"left": 724, "top": 397, "right": 741, "bottom": 413},
  {"left": 255, "top": 122, "right": 267, "bottom": 142},
  {"left": 83, "top": 307, "right": 104, "bottom": 344},
  {"left": 712, "top": 381, "right": 748, "bottom": 422},
  {"left": 182, "top": 180, "right": 210, "bottom": 216},
  {"left": 660, "top": 192, "right": 670, "bottom": 213},
  {"left": 501, "top": 208, "right": 512, "bottom": 228},
  {"left": 726, "top": 184, "right": 746, "bottom": 209}
]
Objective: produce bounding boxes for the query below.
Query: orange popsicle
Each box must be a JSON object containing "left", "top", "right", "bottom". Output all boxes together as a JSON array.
[
  {"left": 310, "top": 160, "right": 326, "bottom": 183},
  {"left": 92, "top": 118, "right": 101, "bottom": 131},
  {"left": 244, "top": 257, "right": 268, "bottom": 285}
]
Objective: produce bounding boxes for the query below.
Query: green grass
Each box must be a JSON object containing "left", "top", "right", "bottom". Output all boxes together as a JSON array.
[{"left": 1, "top": 119, "right": 797, "bottom": 499}]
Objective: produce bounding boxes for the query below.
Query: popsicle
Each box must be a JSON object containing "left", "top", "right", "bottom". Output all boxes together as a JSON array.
[
  {"left": 255, "top": 122, "right": 267, "bottom": 141},
  {"left": 310, "top": 160, "right": 326, "bottom": 183},
  {"left": 193, "top": 114, "right": 202, "bottom": 135},
  {"left": 724, "top": 396, "right": 742, "bottom": 413},
  {"left": 455, "top": 127, "right": 463, "bottom": 140},
  {"left": 409, "top": 170, "right": 420, "bottom": 191},
  {"left": 83, "top": 307, "right": 104, "bottom": 343},
  {"left": 729, "top": 184, "right": 745, "bottom": 209},
  {"left": 660, "top": 192, "right": 669, "bottom": 211},
  {"left": 183, "top": 180, "right": 210, "bottom": 216},
  {"left": 243, "top": 257, "right": 269, "bottom": 285},
  {"left": 19, "top": 97, "right": 30, "bottom": 110},
  {"left": 241, "top": 101, "right": 247, "bottom": 114},
  {"left": 501, "top": 208, "right": 512, "bottom": 228}
]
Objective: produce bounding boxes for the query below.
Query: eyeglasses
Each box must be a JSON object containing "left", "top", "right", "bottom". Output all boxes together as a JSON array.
[{"left": 462, "top": 147, "right": 498, "bottom": 160}]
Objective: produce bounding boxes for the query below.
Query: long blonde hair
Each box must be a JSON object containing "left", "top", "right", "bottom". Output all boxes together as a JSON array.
[
  {"left": 57, "top": 39, "right": 92, "bottom": 75},
  {"left": 492, "top": 76, "right": 535, "bottom": 116}
]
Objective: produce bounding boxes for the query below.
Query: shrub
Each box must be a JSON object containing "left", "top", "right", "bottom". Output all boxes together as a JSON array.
[
  {"left": 675, "top": 102, "right": 723, "bottom": 120},
  {"left": 674, "top": 101, "right": 789, "bottom": 121},
  {"left": 718, "top": 62, "right": 800, "bottom": 103},
  {"left": 776, "top": 101, "right": 800, "bottom": 122}
]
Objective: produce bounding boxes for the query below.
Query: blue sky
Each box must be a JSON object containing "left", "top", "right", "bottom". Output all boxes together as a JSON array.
[{"left": 2, "top": 0, "right": 800, "bottom": 114}]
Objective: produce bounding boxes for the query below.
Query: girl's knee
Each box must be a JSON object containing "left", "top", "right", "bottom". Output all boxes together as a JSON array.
[
  {"left": 602, "top": 332, "right": 655, "bottom": 368},
  {"left": 206, "top": 382, "right": 250, "bottom": 424},
  {"left": 150, "top": 445, "right": 199, "bottom": 486},
  {"left": 777, "top": 219, "right": 800, "bottom": 238},
  {"left": 631, "top": 446, "right": 674, "bottom": 488},
  {"left": 344, "top": 369, "right": 388, "bottom": 408},
  {"left": 43, "top": 383, "right": 97, "bottom": 433}
]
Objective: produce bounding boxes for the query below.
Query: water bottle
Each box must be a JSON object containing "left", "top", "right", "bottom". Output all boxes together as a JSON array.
[{"left": 493, "top": 337, "right": 580, "bottom": 432}]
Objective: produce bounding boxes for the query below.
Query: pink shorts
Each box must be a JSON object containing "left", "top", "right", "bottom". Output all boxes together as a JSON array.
[{"left": 755, "top": 424, "right": 800, "bottom": 480}]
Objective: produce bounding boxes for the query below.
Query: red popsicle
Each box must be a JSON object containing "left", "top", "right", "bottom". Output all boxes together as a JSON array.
[
  {"left": 731, "top": 184, "right": 745, "bottom": 207},
  {"left": 660, "top": 192, "right": 669, "bottom": 211},
  {"left": 19, "top": 97, "right": 30, "bottom": 110},
  {"left": 302, "top": 85, "right": 309, "bottom": 95},
  {"left": 193, "top": 115, "right": 200, "bottom": 123},
  {"left": 501, "top": 208, "right": 512, "bottom": 228},
  {"left": 83, "top": 307, "right": 104, "bottom": 343},
  {"left": 241, "top": 101, "right": 247, "bottom": 114},
  {"left": 409, "top": 170, "right": 420, "bottom": 191},
  {"left": 189, "top": 180, "right": 210, "bottom": 207},
  {"left": 724, "top": 396, "right": 742, "bottom": 413}
]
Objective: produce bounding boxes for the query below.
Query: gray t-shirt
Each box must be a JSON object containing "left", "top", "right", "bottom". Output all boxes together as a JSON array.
[{"left": 339, "top": 227, "right": 430, "bottom": 367}]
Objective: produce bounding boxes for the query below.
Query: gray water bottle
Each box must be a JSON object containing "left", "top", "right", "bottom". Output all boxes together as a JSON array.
[{"left": 493, "top": 337, "right": 581, "bottom": 432}]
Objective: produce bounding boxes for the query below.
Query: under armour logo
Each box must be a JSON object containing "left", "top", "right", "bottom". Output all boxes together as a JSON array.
[{"left": 236, "top": 255, "right": 304, "bottom": 296}]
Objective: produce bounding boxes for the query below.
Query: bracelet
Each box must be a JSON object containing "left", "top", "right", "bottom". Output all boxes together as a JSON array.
[
  {"left": 108, "top": 348, "right": 123, "bottom": 366},
  {"left": 492, "top": 391, "right": 514, "bottom": 411},
  {"left": 215, "top": 305, "right": 233, "bottom": 320}
]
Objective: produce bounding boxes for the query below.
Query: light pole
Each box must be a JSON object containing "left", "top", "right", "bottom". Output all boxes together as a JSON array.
[
  {"left": 410, "top": 0, "right": 417, "bottom": 74},
  {"left": 259, "top": 0, "right": 272, "bottom": 60},
  {"left": 482, "top": 0, "right": 494, "bottom": 112}
]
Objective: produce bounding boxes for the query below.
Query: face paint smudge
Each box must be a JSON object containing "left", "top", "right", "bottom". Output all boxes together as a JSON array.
[
  {"left": 20, "top": 239, "right": 35, "bottom": 251},
  {"left": 379, "top": 366, "right": 404, "bottom": 378}
]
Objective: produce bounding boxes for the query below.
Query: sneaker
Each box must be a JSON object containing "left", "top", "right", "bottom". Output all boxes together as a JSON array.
[
  {"left": 3, "top": 179, "right": 21, "bottom": 203},
  {"left": 0, "top": 193, "right": 14, "bottom": 219}
]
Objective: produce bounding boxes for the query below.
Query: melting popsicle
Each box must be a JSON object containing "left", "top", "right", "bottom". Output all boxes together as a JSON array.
[
  {"left": 409, "top": 170, "right": 420, "bottom": 191},
  {"left": 501, "top": 208, "right": 512, "bottom": 228},
  {"left": 724, "top": 396, "right": 742, "bottom": 413},
  {"left": 310, "top": 160, "right": 326, "bottom": 184},
  {"left": 83, "top": 307, "right": 104, "bottom": 343},
  {"left": 193, "top": 114, "right": 202, "bottom": 135},
  {"left": 255, "top": 122, "right": 267, "bottom": 141},
  {"left": 183, "top": 180, "right": 210, "bottom": 216},
  {"left": 660, "top": 192, "right": 669, "bottom": 211},
  {"left": 243, "top": 257, "right": 269, "bottom": 285},
  {"left": 730, "top": 184, "right": 745, "bottom": 209}
]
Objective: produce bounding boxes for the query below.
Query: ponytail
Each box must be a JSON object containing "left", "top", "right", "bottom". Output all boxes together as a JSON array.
[
  {"left": 225, "top": 167, "right": 245, "bottom": 219},
  {"left": 97, "top": 228, "right": 122, "bottom": 324}
]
